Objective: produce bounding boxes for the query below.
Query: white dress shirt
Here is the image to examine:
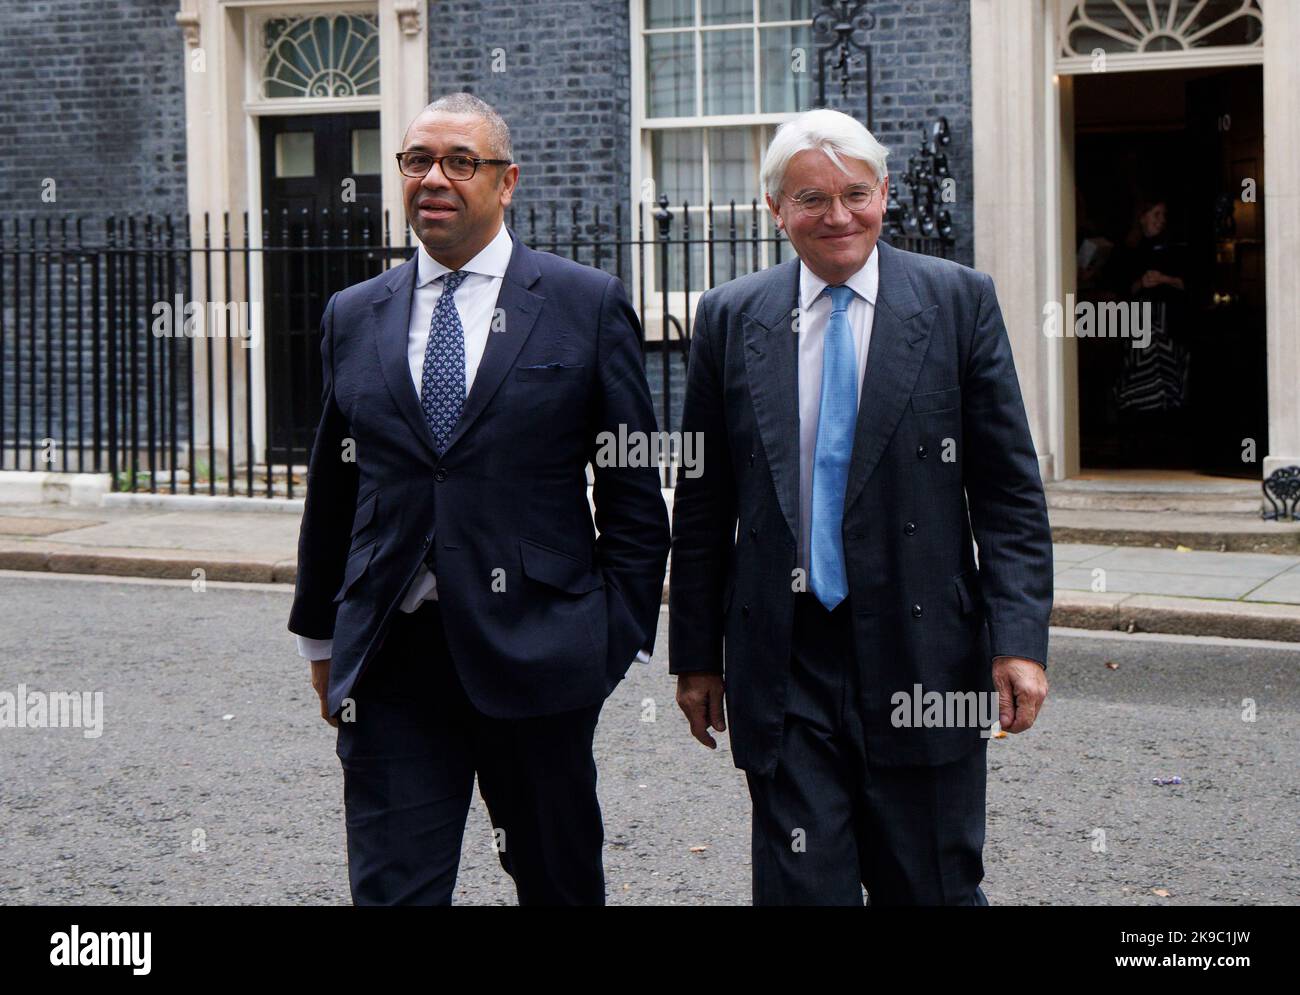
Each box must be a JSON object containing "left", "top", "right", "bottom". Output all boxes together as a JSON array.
[
  {"left": 795, "top": 244, "right": 879, "bottom": 577},
  {"left": 295, "top": 222, "right": 651, "bottom": 668}
]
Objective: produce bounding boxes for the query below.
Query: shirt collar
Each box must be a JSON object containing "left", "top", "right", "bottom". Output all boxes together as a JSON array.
[
  {"left": 798, "top": 242, "right": 879, "bottom": 311},
  {"left": 416, "top": 221, "right": 513, "bottom": 287}
]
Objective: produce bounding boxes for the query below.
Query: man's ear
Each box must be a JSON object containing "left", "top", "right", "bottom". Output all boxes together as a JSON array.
[
  {"left": 498, "top": 163, "right": 520, "bottom": 208},
  {"left": 765, "top": 193, "right": 783, "bottom": 231}
]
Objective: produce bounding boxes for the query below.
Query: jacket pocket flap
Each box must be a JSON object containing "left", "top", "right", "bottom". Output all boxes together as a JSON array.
[
  {"left": 953, "top": 569, "right": 981, "bottom": 615},
  {"left": 350, "top": 490, "right": 378, "bottom": 537},
  {"left": 911, "top": 386, "right": 960, "bottom": 413},
  {"left": 515, "top": 363, "right": 584, "bottom": 381},
  {"left": 333, "top": 541, "right": 377, "bottom": 603},
  {"left": 519, "top": 537, "right": 603, "bottom": 593}
]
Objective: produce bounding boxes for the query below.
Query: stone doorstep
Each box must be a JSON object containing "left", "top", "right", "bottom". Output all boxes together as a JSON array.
[
  {"left": 1049, "top": 527, "right": 1300, "bottom": 555},
  {"left": 3, "top": 541, "right": 1300, "bottom": 641}
]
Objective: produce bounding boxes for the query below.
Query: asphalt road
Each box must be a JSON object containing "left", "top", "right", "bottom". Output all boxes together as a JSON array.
[{"left": 1, "top": 571, "right": 1296, "bottom": 905}]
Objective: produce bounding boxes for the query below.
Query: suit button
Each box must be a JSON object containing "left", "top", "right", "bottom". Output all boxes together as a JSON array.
[
  {"left": 742, "top": 604, "right": 750, "bottom": 617},
  {"left": 749, "top": 451, "right": 755, "bottom": 465},
  {"left": 911, "top": 603, "right": 923, "bottom": 618},
  {"left": 750, "top": 526, "right": 758, "bottom": 539},
  {"left": 434, "top": 467, "right": 448, "bottom": 482},
  {"left": 917, "top": 444, "right": 928, "bottom": 459},
  {"left": 424, "top": 534, "right": 431, "bottom": 545},
  {"left": 904, "top": 521, "right": 917, "bottom": 535}
]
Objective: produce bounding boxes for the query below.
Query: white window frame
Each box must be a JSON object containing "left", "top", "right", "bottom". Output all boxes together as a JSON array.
[{"left": 630, "top": 0, "right": 813, "bottom": 337}]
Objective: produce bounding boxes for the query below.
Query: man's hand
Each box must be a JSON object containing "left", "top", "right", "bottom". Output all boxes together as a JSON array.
[
  {"left": 676, "top": 673, "right": 726, "bottom": 749},
  {"left": 992, "top": 656, "right": 1048, "bottom": 734},
  {"left": 310, "top": 659, "right": 338, "bottom": 728}
]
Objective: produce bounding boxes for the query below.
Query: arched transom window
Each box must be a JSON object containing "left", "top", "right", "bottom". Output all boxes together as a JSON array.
[
  {"left": 1060, "top": 0, "right": 1262, "bottom": 58},
  {"left": 260, "top": 12, "right": 381, "bottom": 100}
]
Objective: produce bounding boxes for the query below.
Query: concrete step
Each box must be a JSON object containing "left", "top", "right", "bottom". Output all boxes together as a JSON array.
[
  {"left": 1044, "top": 479, "right": 1262, "bottom": 515},
  {"left": 1049, "top": 508, "right": 1300, "bottom": 554}
]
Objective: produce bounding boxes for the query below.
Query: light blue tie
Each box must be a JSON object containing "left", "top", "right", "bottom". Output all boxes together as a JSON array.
[
  {"left": 419, "top": 270, "right": 468, "bottom": 454},
  {"left": 810, "top": 284, "right": 857, "bottom": 611}
]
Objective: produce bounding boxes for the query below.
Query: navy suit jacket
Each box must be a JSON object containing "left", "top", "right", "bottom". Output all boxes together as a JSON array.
[
  {"left": 668, "top": 240, "right": 1053, "bottom": 773},
  {"left": 288, "top": 228, "right": 670, "bottom": 720}
]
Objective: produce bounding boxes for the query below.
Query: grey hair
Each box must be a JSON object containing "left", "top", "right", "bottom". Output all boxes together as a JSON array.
[
  {"left": 406, "top": 92, "right": 513, "bottom": 161},
  {"left": 761, "top": 108, "right": 889, "bottom": 199}
]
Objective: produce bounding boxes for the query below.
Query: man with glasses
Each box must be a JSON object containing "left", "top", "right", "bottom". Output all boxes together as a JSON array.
[
  {"left": 669, "top": 108, "right": 1053, "bottom": 904},
  {"left": 289, "top": 93, "right": 669, "bottom": 905}
]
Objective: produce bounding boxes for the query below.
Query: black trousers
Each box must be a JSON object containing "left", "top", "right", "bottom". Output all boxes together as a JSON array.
[
  {"left": 745, "top": 593, "right": 989, "bottom": 906},
  {"left": 335, "top": 599, "right": 606, "bottom": 905}
]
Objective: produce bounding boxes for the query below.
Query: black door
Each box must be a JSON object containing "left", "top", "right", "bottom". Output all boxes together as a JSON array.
[
  {"left": 1184, "top": 68, "right": 1266, "bottom": 477},
  {"left": 260, "top": 111, "right": 385, "bottom": 464},
  {"left": 1072, "top": 65, "right": 1266, "bottom": 476}
]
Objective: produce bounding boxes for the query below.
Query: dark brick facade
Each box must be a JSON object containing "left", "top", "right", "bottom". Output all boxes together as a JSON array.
[
  {"left": 424, "top": 0, "right": 634, "bottom": 222},
  {"left": 0, "top": 0, "right": 188, "bottom": 220},
  {"left": 0, "top": 0, "right": 976, "bottom": 458},
  {"left": 818, "top": 0, "right": 975, "bottom": 268}
]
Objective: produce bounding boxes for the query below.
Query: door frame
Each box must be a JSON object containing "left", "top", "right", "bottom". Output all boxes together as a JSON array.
[
  {"left": 971, "top": 0, "right": 1297, "bottom": 484},
  {"left": 176, "top": 0, "right": 427, "bottom": 467}
]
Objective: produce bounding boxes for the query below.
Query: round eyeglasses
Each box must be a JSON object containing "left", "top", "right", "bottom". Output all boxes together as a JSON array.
[
  {"left": 395, "top": 152, "right": 512, "bottom": 181},
  {"left": 785, "top": 183, "right": 881, "bottom": 218}
]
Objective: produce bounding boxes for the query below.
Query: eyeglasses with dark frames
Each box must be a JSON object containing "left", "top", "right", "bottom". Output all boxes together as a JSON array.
[{"left": 395, "top": 151, "right": 512, "bottom": 181}]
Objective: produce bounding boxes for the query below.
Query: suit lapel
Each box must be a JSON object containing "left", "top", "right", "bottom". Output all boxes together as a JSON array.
[
  {"left": 742, "top": 258, "right": 801, "bottom": 544},
  {"left": 442, "top": 227, "right": 543, "bottom": 454},
  {"left": 368, "top": 227, "right": 543, "bottom": 464},
  {"left": 371, "top": 255, "right": 439, "bottom": 462},
  {"left": 842, "top": 239, "right": 935, "bottom": 514}
]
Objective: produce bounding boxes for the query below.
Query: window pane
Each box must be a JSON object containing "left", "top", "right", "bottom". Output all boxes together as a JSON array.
[
  {"left": 651, "top": 129, "right": 704, "bottom": 204},
  {"left": 709, "top": 129, "right": 757, "bottom": 206},
  {"left": 645, "top": 0, "right": 693, "bottom": 29},
  {"left": 760, "top": 24, "right": 813, "bottom": 112},
  {"left": 645, "top": 31, "right": 695, "bottom": 117},
  {"left": 702, "top": 29, "right": 753, "bottom": 115},
  {"left": 701, "top": 0, "right": 753, "bottom": 25},
  {"left": 275, "top": 131, "right": 314, "bottom": 177},
  {"left": 760, "top": 0, "right": 812, "bottom": 21},
  {"left": 351, "top": 128, "right": 381, "bottom": 174}
]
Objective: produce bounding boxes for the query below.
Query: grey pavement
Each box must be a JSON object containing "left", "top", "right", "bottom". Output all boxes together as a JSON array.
[
  {"left": 0, "top": 572, "right": 1297, "bottom": 906},
  {"left": 3, "top": 499, "right": 1300, "bottom": 641}
]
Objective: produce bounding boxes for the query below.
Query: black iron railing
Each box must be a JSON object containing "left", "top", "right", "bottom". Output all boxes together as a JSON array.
[{"left": 0, "top": 204, "right": 950, "bottom": 496}]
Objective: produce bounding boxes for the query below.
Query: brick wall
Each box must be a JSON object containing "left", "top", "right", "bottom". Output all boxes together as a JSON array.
[
  {"left": 423, "top": 0, "right": 633, "bottom": 225},
  {"left": 819, "top": 0, "right": 975, "bottom": 267},
  {"left": 0, "top": 0, "right": 188, "bottom": 218}
]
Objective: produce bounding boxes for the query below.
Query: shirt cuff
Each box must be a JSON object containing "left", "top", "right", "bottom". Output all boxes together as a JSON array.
[
  {"left": 296, "top": 634, "right": 333, "bottom": 661},
  {"left": 634, "top": 648, "right": 652, "bottom": 664}
]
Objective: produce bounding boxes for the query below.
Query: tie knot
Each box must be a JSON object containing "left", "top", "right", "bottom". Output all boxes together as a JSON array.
[
  {"left": 441, "top": 270, "right": 467, "bottom": 294},
  {"left": 827, "top": 284, "right": 854, "bottom": 313}
]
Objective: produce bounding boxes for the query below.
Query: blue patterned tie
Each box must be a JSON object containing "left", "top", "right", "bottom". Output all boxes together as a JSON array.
[
  {"left": 810, "top": 284, "right": 857, "bottom": 611},
  {"left": 420, "top": 270, "right": 468, "bottom": 455}
]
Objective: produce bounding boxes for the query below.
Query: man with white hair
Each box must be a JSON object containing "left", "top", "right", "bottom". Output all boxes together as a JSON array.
[{"left": 669, "top": 108, "right": 1053, "bottom": 904}]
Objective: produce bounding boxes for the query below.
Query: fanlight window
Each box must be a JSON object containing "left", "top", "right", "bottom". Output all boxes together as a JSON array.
[
  {"left": 1062, "top": 0, "right": 1262, "bottom": 56},
  {"left": 261, "top": 13, "right": 380, "bottom": 99}
]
